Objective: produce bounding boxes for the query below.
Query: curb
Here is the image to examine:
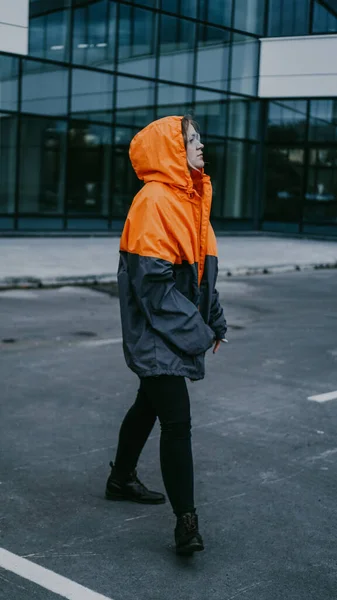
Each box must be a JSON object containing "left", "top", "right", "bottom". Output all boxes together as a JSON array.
[
  {"left": 0, "top": 261, "right": 336, "bottom": 292},
  {"left": 218, "top": 261, "right": 337, "bottom": 279}
]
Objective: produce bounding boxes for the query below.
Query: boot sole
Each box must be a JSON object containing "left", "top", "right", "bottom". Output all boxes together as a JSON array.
[
  {"left": 176, "top": 542, "right": 204, "bottom": 556},
  {"left": 105, "top": 490, "right": 166, "bottom": 505}
]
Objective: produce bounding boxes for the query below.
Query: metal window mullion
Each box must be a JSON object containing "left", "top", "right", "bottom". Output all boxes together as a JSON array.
[
  {"left": 64, "top": 65, "right": 73, "bottom": 230},
  {"left": 309, "top": 0, "right": 314, "bottom": 34},
  {"left": 14, "top": 58, "right": 23, "bottom": 230},
  {"left": 255, "top": 99, "right": 268, "bottom": 230},
  {"left": 299, "top": 100, "right": 311, "bottom": 233},
  {"left": 110, "top": 0, "right": 120, "bottom": 227},
  {"left": 153, "top": 10, "right": 161, "bottom": 119},
  {"left": 264, "top": 0, "right": 270, "bottom": 36}
]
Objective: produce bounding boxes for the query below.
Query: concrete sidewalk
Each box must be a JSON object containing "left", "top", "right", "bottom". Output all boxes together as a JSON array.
[{"left": 0, "top": 235, "right": 336, "bottom": 290}]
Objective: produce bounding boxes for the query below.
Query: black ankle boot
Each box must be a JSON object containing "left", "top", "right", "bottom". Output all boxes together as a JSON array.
[
  {"left": 175, "top": 511, "right": 204, "bottom": 555},
  {"left": 105, "top": 462, "right": 166, "bottom": 505}
]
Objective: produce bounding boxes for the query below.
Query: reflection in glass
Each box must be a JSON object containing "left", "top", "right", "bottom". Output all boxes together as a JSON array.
[
  {"left": 21, "top": 60, "right": 69, "bottom": 116},
  {"left": 196, "top": 24, "right": 230, "bottom": 90},
  {"left": 206, "top": 0, "right": 232, "bottom": 28},
  {"left": 224, "top": 141, "right": 254, "bottom": 218},
  {"left": 305, "top": 148, "right": 337, "bottom": 223},
  {"left": 230, "top": 34, "right": 259, "bottom": 96},
  {"left": 68, "top": 122, "right": 111, "bottom": 215},
  {"left": 116, "top": 77, "right": 155, "bottom": 126},
  {"left": 313, "top": 0, "right": 337, "bottom": 34},
  {"left": 234, "top": 0, "right": 265, "bottom": 35},
  {"left": 157, "top": 84, "right": 193, "bottom": 117},
  {"left": 309, "top": 100, "right": 337, "bottom": 142},
  {"left": 118, "top": 5, "right": 156, "bottom": 77},
  {"left": 29, "top": 10, "right": 69, "bottom": 62},
  {"left": 268, "top": 0, "right": 310, "bottom": 36},
  {"left": 19, "top": 118, "right": 67, "bottom": 213},
  {"left": 159, "top": 15, "right": 195, "bottom": 84},
  {"left": 267, "top": 100, "right": 307, "bottom": 143},
  {"left": 0, "top": 115, "right": 17, "bottom": 213},
  {"left": 71, "top": 69, "right": 114, "bottom": 123},
  {"left": 0, "top": 55, "right": 19, "bottom": 112},
  {"left": 265, "top": 147, "right": 304, "bottom": 222},
  {"left": 195, "top": 90, "right": 227, "bottom": 137},
  {"left": 204, "top": 140, "right": 225, "bottom": 217},
  {"left": 161, "top": 0, "right": 197, "bottom": 18},
  {"left": 112, "top": 143, "right": 141, "bottom": 217},
  {"left": 73, "top": 0, "right": 116, "bottom": 69}
]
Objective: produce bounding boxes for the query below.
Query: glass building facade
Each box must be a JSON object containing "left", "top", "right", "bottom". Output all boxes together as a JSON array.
[{"left": 0, "top": 0, "right": 337, "bottom": 235}]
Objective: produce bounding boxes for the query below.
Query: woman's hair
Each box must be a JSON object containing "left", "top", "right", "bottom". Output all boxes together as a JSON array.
[{"left": 181, "top": 115, "right": 200, "bottom": 149}]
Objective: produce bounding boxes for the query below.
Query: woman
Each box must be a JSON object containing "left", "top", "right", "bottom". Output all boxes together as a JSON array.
[{"left": 105, "top": 115, "right": 227, "bottom": 555}]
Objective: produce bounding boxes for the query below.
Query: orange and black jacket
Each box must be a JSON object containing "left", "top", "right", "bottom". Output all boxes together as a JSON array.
[{"left": 118, "top": 116, "right": 227, "bottom": 381}]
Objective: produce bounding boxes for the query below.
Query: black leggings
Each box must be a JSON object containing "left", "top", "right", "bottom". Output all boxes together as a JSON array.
[{"left": 114, "top": 375, "right": 194, "bottom": 517}]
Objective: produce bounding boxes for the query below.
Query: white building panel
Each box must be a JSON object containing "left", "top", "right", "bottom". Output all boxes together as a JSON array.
[
  {"left": 259, "top": 34, "right": 337, "bottom": 98},
  {"left": 0, "top": 0, "right": 29, "bottom": 28},
  {"left": 0, "top": 0, "right": 29, "bottom": 54}
]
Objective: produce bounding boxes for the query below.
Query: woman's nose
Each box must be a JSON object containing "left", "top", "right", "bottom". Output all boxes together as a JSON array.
[{"left": 198, "top": 142, "right": 204, "bottom": 150}]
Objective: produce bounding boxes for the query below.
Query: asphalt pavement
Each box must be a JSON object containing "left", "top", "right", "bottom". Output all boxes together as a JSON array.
[{"left": 1, "top": 270, "right": 337, "bottom": 599}]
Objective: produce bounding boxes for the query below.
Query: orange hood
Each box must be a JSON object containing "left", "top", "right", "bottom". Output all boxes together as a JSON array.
[{"left": 129, "top": 116, "right": 199, "bottom": 193}]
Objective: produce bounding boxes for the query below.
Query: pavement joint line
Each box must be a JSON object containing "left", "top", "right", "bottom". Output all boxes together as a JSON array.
[
  {"left": 0, "top": 548, "right": 114, "bottom": 600},
  {"left": 308, "top": 390, "right": 337, "bottom": 402},
  {"left": 77, "top": 338, "right": 123, "bottom": 348}
]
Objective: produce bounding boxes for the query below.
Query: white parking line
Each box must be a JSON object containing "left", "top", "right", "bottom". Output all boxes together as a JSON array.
[
  {"left": 0, "top": 548, "right": 113, "bottom": 600},
  {"left": 77, "top": 338, "right": 123, "bottom": 348},
  {"left": 308, "top": 390, "right": 337, "bottom": 403}
]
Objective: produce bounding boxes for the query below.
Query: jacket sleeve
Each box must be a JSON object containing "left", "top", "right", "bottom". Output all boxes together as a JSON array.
[
  {"left": 205, "top": 227, "right": 227, "bottom": 340},
  {"left": 209, "top": 286, "right": 227, "bottom": 340},
  {"left": 122, "top": 197, "right": 215, "bottom": 356}
]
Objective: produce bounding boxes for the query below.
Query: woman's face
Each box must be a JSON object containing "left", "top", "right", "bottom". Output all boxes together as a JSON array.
[{"left": 186, "top": 123, "right": 204, "bottom": 170}]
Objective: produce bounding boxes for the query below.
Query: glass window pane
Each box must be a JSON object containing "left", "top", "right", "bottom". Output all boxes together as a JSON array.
[
  {"left": 234, "top": 0, "right": 266, "bottom": 35},
  {"left": 268, "top": 0, "right": 310, "bottom": 36},
  {"left": 72, "top": 0, "right": 116, "bottom": 69},
  {"left": 161, "top": 0, "right": 197, "bottom": 17},
  {"left": 112, "top": 139, "right": 141, "bottom": 218},
  {"left": 46, "top": 9, "right": 69, "bottom": 61},
  {"left": 313, "top": 1, "right": 337, "bottom": 34},
  {"left": 196, "top": 24, "right": 230, "bottom": 90},
  {"left": 0, "top": 55, "right": 19, "bottom": 112},
  {"left": 305, "top": 148, "right": 337, "bottom": 224},
  {"left": 118, "top": 6, "right": 156, "bottom": 77},
  {"left": 230, "top": 34, "right": 259, "bottom": 96},
  {"left": 71, "top": 69, "right": 114, "bottom": 123},
  {"left": 161, "top": 0, "right": 178, "bottom": 12},
  {"left": 228, "top": 99, "right": 248, "bottom": 139},
  {"left": 19, "top": 117, "right": 67, "bottom": 214},
  {"left": 195, "top": 90, "right": 227, "bottom": 137},
  {"left": 159, "top": 15, "right": 195, "bottom": 84},
  {"left": 29, "top": 16, "right": 46, "bottom": 58},
  {"left": 207, "top": 0, "right": 232, "bottom": 28},
  {"left": 116, "top": 77, "right": 155, "bottom": 127},
  {"left": 21, "top": 60, "right": 69, "bottom": 116},
  {"left": 203, "top": 139, "right": 225, "bottom": 217},
  {"left": 68, "top": 122, "right": 112, "bottom": 216},
  {"left": 309, "top": 100, "right": 337, "bottom": 142},
  {"left": 181, "top": 0, "right": 197, "bottom": 18},
  {"left": 157, "top": 84, "right": 193, "bottom": 117},
  {"left": 224, "top": 141, "right": 255, "bottom": 218},
  {"left": 267, "top": 100, "right": 307, "bottom": 143},
  {"left": 264, "top": 147, "right": 304, "bottom": 222},
  {"left": 0, "top": 114, "right": 17, "bottom": 213}
]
